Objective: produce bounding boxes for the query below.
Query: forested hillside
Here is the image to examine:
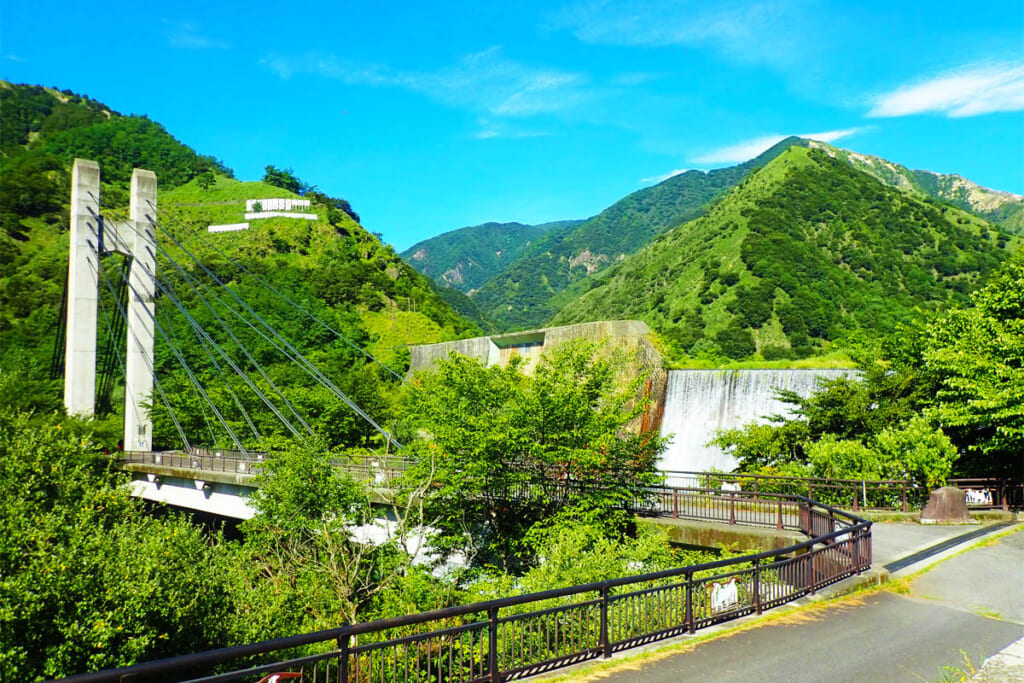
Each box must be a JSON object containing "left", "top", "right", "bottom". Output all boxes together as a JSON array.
[
  {"left": 461, "top": 138, "right": 812, "bottom": 331},
  {"left": 814, "top": 142, "right": 1024, "bottom": 233},
  {"left": 552, "top": 146, "right": 1014, "bottom": 360},
  {"left": 0, "top": 82, "right": 478, "bottom": 451},
  {"left": 401, "top": 220, "right": 581, "bottom": 293}
]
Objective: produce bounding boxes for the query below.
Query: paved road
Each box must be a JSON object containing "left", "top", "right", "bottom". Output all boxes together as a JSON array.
[{"left": 592, "top": 526, "right": 1024, "bottom": 683}]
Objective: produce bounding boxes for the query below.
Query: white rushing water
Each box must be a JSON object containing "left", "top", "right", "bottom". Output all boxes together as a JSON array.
[{"left": 658, "top": 369, "right": 858, "bottom": 473}]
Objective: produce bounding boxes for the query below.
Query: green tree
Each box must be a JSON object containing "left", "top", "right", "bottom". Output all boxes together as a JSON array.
[
  {"left": 196, "top": 170, "right": 215, "bottom": 190},
  {"left": 404, "top": 342, "right": 664, "bottom": 572},
  {"left": 0, "top": 408, "right": 239, "bottom": 680},
  {"left": 923, "top": 250, "right": 1024, "bottom": 477}
]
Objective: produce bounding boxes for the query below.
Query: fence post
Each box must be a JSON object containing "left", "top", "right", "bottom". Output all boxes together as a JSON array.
[
  {"left": 338, "top": 632, "right": 349, "bottom": 683},
  {"left": 673, "top": 488, "right": 679, "bottom": 518},
  {"left": 852, "top": 494, "right": 859, "bottom": 512},
  {"left": 685, "top": 572, "right": 695, "bottom": 634},
  {"left": 901, "top": 482, "right": 907, "bottom": 512},
  {"left": 488, "top": 606, "right": 500, "bottom": 682},
  {"left": 600, "top": 584, "right": 611, "bottom": 659},
  {"left": 808, "top": 482, "right": 813, "bottom": 502},
  {"left": 729, "top": 494, "right": 736, "bottom": 525},
  {"left": 753, "top": 558, "right": 762, "bottom": 615},
  {"left": 806, "top": 550, "right": 816, "bottom": 595},
  {"left": 776, "top": 498, "right": 784, "bottom": 530},
  {"left": 853, "top": 527, "right": 862, "bottom": 574}
]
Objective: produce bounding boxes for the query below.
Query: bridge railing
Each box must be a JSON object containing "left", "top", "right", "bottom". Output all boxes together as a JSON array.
[
  {"left": 61, "top": 492, "right": 871, "bottom": 683},
  {"left": 117, "top": 451, "right": 413, "bottom": 484},
  {"left": 661, "top": 470, "right": 912, "bottom": 511}
]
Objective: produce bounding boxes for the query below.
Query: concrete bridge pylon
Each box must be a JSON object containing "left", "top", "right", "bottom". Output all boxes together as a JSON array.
[{"left": 64, "top": 158, "right": 157, "bottom": 451}]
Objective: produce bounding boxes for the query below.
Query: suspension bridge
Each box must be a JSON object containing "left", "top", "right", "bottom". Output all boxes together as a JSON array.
[{"left": 57, "top": 159, "right": 407, "bottom": 517}]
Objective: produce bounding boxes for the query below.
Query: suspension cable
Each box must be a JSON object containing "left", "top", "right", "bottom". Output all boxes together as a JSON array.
[
  {"left": 89, "top": 224, "right": 249, "bottom": 455},
  {"left": 87, "top": 252, "right": 191, "bottom": 452},
  {"left": 153, "top": 203, "right": 409, "bottom": 385},
  {"left": 142, "top": 206, "right": 400, "bottom": 448}
]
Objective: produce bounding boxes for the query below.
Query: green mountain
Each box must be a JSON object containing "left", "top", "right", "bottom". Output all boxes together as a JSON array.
[
  {"left": 400, "top": 220, "right": 582, "bottom": 293},
  {"left": 552, "top": 146, "right": 1014, "bottom": 360},
  {"left": 467, "top": 137, "right": 812, "bottom": 331},
  {"left": 813, "top": 142, "right": 1024, "bottom": 233},
  {"left": 0, "top": 82, "right": 478, "bottom": 448}
]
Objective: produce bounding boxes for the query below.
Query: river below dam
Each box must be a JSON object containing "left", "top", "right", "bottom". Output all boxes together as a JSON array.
[{"left": 657, "top": 368, "right": 858, "bottom": 473}]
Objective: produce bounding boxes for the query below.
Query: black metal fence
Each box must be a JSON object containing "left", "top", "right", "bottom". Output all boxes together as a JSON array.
[
  {"left": 661, "top": 470, "right": 912, "bottom": 511},
  {"left": 60, "top": 492, "right": 871, "bottom": 683}
]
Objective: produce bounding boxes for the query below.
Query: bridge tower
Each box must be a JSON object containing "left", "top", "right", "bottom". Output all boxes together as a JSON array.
[{"left": 64, "top": 158, "right": 158, "bottom": 451}]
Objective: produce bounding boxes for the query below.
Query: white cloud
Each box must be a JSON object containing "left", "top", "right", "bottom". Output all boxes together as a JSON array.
[
  {"left": 3, "top": 54, "right": 25, "bottom": 62},
  {"left": 641, "top": 168, "right": 693, "bottom": 183},
  {"left": 165, "top": 20, "right": 229, "bottom": 50},
  {"left": 869, "top": 62, "right": 1024, "bottom": 118},
  {"left": 263, "top": 47, "right": 588, "bottom": 118},
  {"left": 548, "top": 0, "right": 814, "bottom": 67},
  {"left": 471, "top": 119, "right": 551, "bottom": 140},
  {"left": 691, "top": 128, "right": 863, "bottom": 164}
]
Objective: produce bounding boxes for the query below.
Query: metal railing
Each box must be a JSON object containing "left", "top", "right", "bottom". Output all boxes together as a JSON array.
[
  {"left": 117, "top": 451, "right": 412, "bottom": 485},
  {"left": 61, "top": 490, "right": 871, "bottom": 683},
  {"left": 662, "top": 470, "right": 912, "bottom": 511}
]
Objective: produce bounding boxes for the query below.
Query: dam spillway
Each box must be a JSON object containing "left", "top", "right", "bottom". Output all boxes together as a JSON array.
[{"left": 657, "top": 368, "right": 858, "bottom": 473}]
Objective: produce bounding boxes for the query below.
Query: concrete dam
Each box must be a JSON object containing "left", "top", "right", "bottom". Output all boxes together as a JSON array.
[{"left": 658, "top": 369, "right": 858, "bottom": 473}]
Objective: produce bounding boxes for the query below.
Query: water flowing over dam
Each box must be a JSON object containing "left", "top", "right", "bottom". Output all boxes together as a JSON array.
[{"left": 658, "top": 369, "right": 858, "bottom": 473}]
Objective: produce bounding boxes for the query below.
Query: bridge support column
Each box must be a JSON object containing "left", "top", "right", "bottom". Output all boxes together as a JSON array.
[
  {"left": 63, "top": 159, "right": 157, "bottom": 451},
  {"left": 64, "top": 159, "right": 101, "bottom": 417},
  {"left": 124, "top": 169, "right": 157, "bottom": 451}
]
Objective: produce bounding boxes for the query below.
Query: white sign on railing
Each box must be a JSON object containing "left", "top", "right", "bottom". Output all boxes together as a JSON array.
[{"left": 709, "top": 577, "right": 741, "bottom": 614}]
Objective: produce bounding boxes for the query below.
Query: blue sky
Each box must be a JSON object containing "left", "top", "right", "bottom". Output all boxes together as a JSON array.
[{"left": 3, "top": 0, "right": 1022, "bottom": 250}]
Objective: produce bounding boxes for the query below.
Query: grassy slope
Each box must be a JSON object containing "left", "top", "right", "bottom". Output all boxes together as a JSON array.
[{"left": 552, "top": 146, "right": 1014, "bottom": 360}]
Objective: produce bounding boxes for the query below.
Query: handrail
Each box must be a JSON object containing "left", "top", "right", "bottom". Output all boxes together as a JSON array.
[{"left": 58, "top": 491, "right": 871, "bottom": 683}]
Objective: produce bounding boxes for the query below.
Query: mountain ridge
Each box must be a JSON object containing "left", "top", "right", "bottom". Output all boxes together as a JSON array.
[{"left": 551, "top": 145, "right": 1014, "bottom": 360}]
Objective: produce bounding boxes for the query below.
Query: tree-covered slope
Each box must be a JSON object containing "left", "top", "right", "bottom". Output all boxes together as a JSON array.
[
  {"left": 0, "top": 82, "right": 479, "bottom": 450},
  {"left": 469, "top": 137, "right": 811, "bottom": 332},
  {"left": 552, "top": 146, "right": 1014, "bottom": 360},
  {"left": 816, "top": 142, "right": 1024, "bottom": 233},
  {"left": 400, "top": 220, "right": 579, "bottom": 293}
]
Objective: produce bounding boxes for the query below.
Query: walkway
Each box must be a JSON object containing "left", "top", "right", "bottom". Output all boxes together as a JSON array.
[{"left": 585, "top": 523, "right": 1023, "bottom": 683}]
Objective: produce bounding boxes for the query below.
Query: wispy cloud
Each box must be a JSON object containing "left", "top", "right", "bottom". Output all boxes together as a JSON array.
[
  {"left": 691, "top": 128, "right": 863, "bottom": 164},
  {"left": 164, "top": 20, "right": 229, "bottom": 50},
  {"left": 641, "top": 168, "right": 694, "bottom": 183},
  {"left": 3, "top": 55, "right": 25, "bottom": 63},
  {"left": 472, "top": 119, "right": 551, "bottom": 140},
  {"left": 869, "top": 62, "right": 1024, "bottom": 118},
  {"left": 548, "top": 0, "right": 815, "bottom": 67},
  {"left": 263, "top": 47, "right": 588, "bottom": 118}
]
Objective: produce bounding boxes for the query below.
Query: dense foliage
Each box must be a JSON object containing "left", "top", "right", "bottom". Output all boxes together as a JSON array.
[
  {"left": 554, "top": 146, "right": 1012, "bottom": 361},
  {"left": 403, "top": 341, "right": 664, "bottom": 572},
  {"left": 0, "top": 405, "right": 240, "bottom": 679}
]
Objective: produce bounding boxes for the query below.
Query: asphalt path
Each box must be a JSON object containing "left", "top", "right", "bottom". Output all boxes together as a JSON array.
[{"left": 591, "top": 526, "right": 1024, "bottom": 683}]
